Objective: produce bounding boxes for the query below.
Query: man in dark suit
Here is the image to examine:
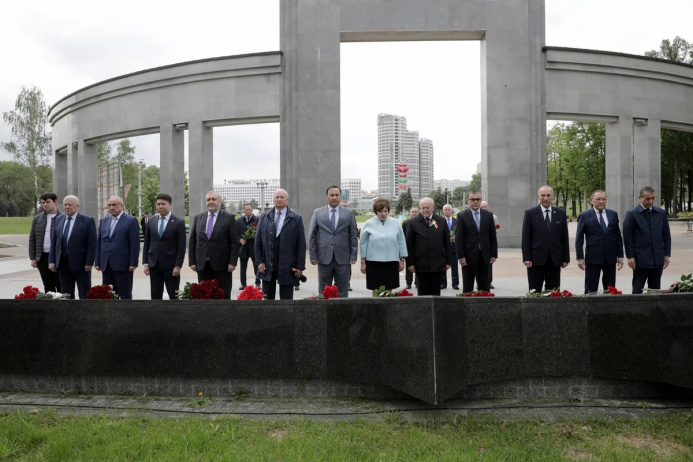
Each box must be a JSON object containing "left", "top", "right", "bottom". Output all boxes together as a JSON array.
[
  {"left": 95, "top": 196, "right": 141, "bottom": 299},
  {"left": 189, "top": 191, "right": 240, "bottom": 299},
  {"left": 255, "top": 188, "right": 306, "bottom": 300},
  {"left": 440, "top": 204, "right": 459, "bottom": 290},
  {"left": 406, "top": 197, "right": 452, "bottom": 296},
  {"left": 623, "top": 186, "right": 671, "bottom": 294},
  {"left": 29, "top": 192, "right": 62, "bottom": 293},
  {"left": 237, "top": 203, "right": 260, "bottom": 289},
  {"left": 142, "top": 193, "right": 187, "bottom": 299},
  {"left": 140, "top": 212, "right": 150, "bottom": 235},
  {"left": 402, "top": 206, "right": 419, "bottom": 290},
  {"left": 48, "top": 195, "right": 97, "bottom": 299},
  {"left": 521, "top": 185, "right": 570, "bottom": 293},
  {"left": 575, "top": 189, "right": 624, "bottom": 294},
  {"left": 455, "top": 191, "right": 498, "bottom": 293},
  {"left": 308, "top": 186, "right": 358, "bottom": 298}
]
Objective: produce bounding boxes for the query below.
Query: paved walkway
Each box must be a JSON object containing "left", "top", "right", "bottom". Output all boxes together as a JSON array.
[{"left": 1, "top": 221, "right": 692, "bottom": 299}]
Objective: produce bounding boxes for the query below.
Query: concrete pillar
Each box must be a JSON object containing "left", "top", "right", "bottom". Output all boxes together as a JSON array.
[
  {"left": 160, "top": 124, "right": 186, "bottom": 218},
  {"left": 67, "top": 142, "right": 78, "bottom": 195},
  {"left": 634, "top": 118, "right": 661, "bottom": 205},
  {"left": 77, "top": 141, "right": 98, "bottom": 219},
  {"left": 281, "top": 0, "right": 341, "bottom": 230},
  {"left": 54, "top": 150, "right": 68, "bottom": 208},
  {"left": 188, "top": 121, "right": 213, "bottom": 217},
  {"left": 605, "top": 116, "right": 634, "bottom": 221}
]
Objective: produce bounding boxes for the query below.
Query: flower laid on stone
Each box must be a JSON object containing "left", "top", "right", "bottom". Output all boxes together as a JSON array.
[
  {"left": 457, "top": 290, "right": 495, "bottom": 297},
  {"left": 305, "top": 285, "right": 340, "bottom": 300},
  {"left": 14, "top": 285, "right": 39, "bottom": 299},
  {"left": 87, "top": 284, "right": 119, "bottom": 300},
  {"left": 607, "top": 286, "right": 623, "bottom": 295},
  {"left": 373, "top": 286, "right": 414, "bottom": 297},
  {"left": 177, "top": 279, "right": 224, "bottom": 300},
  {"left": 237, "top": 285, "right": 264, "bottom": 300},
  {"left": 645, "top": 274, "right": 693, "bottom": 294},
  {"left": 524, "top": 288, "right": 573, "bottom": 298}
]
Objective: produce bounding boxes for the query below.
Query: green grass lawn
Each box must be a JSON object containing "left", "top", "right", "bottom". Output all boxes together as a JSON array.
[
  {"left": 0, "top": 217, "right": 33, "bottom": 235},
  {"left": 1, "top": 412, "right": 691, "bottom": 461}
]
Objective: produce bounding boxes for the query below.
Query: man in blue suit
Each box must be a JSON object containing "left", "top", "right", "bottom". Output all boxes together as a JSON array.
[
  {"left": 521, "top": 185, "right": 570, "bottom": 293},
  {"left": 95, "top": 195, "right": 141, "bottom": 299},
  {"left": 48, "top": 195, "right": 97, "bottom": 299},
  {"left": 575, "top": 190, "right": 624, "bottom": 294},
  {"left": 623, "top": 186, "right": 671, "bottom": 294},
  {"left": 255, "top": 188, "right": 306, "bottom": 300},
  {"left": 308, "top": 186, "right": 358, "bottom": 298},
  {"left": 142, "top": 193, "right": 187, "bottom": 299}
]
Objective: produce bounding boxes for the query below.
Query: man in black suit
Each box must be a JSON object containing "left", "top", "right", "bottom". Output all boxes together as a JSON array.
[
  {"left": 455, "top": 191, "right": 498, "bottom": 293},
  {"left": 140, "top": 212, "right": 150, "bottom": 234},
  {"left": 521, "top": 185, "right": 570, "bottom": 293},
  {"left": 143, "top": 193, "right": 187, "bottom": 299},
  {"left": 237, "top": 203, "right": 260, "bottom": 289},
  {"left": 48, "top": 195, "right": 97, "bottom": 299},
  {"left": 402, "top": 206, "right": 419, "bottom": 290},
  {"left": 575, "top": 190, "right": 624, "bottom": 294},
  {"left": 189, "top": 191, "right": 240, "bottom": 299},
  {"left": 405, "top": 197, "right": 451, "bottom": 296}
]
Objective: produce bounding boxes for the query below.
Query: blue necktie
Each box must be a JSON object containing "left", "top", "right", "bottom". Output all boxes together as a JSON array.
[
  {"left": 62, "top": 216, "right": 72, "bottom": 255},
  {"left": 598, "top": 211, "right": 607, "bottom": 233},
  {"left": 159, "top": 217, "right": 165, "bottom": 238},
  {"left": 331, "top": 208, "right": 337, "bottom": 231}
]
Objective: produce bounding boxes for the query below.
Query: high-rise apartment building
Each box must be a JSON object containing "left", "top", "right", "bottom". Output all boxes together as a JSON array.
[
  {"left": 377, "top": 113, "right": 433, "bottom": 201},
  {"left": 341, "top": 178, "right": 362, "bottom": 203}
]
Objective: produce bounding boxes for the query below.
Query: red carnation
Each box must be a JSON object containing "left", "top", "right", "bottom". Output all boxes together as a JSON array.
[
  {"left": 496, "top": 224, "right": 500, "bottom": 229},
  {"left": 322, "top": 285, "right": 339, "bottom": 299},
  {"left": 397, "top": 289, "right": 413, "bottom": 297},
  {"left": 561, "top": 290, "right": 573, "bottom": 297}
]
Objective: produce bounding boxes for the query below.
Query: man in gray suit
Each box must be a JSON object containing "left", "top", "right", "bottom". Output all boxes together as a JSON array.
[{"left": 308, "top": 185, "right": 358, "bottom": 298}]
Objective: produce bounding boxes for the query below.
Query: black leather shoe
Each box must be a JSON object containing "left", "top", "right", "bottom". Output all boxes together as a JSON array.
[
  {"left": 255, "top": 280, "right": 261, "bottom": 287},
  {"left": 489, "top": 283, "right": 495, "bottom": 289},
  {"left": 406, "top": 284, "right": 412, "bottom": 290},
  {"left": 348, "top": 283, "right": 352, "bottom": 291},
  {"left": 453, "top": 285, "right": 459, "bottom": 290},
  {"left": 238, "top": 285, "right": 247, "bottom": 290},
  {"left": 294, "top": 285, "right": 300, "bottom": 291},
  {"left": 441, "top": 284, "right": 446, "bottom": 289}
]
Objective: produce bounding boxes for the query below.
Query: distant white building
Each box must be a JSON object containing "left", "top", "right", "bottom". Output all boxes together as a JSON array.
[
  {"left": 377, "top": 113, "right": 434, "bottom": 201},
  {"left": 341, "top": 178, "right": 362, "bottom": 203},
  {"left": 213, "top": 179, "right": 280, "bottom": 210},
  {"left": 433, "top": 179, "right": 468, "bottom": 193}
]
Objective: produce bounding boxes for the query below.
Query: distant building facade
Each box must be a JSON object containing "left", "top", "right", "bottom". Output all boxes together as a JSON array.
[
  {"left": 377, "top": 113, "right": 434, "bottom": 201},
  {"left": 213, "top": 179, "right": 280, "bottom": 209},
  {"left": 433, "top": 179, "right": 468, "bottom": 193},
  {"left": 341, "top": 178, "right": 362, "bottom": 203}
]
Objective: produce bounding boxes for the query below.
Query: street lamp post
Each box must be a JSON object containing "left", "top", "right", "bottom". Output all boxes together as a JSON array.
[{"left": 257, "top": 180, "right": 268, "bottom": 212}]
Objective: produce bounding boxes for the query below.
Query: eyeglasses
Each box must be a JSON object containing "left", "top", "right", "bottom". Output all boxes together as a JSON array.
[{"left": 468, "top": 198, "right": 481, "bottom": 202}]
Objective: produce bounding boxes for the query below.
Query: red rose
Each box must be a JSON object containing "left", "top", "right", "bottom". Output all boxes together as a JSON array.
[{"left": 496, "top": 224, "right": 500, "bottom": 229}]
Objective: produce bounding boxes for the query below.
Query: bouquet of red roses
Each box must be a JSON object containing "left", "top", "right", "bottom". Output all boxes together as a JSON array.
[
  {"left": 239, "top": 222, "right": 257, "bottom": 250},
  {"left": 87, "top": 285, "right": 119, "bottom": 299},
  {"left": 238, "top": 285, "right": 264, "bottom": 300},
  {"left": 306, "top": 285, "right": 340, "bottom": 300},
  {"left": 14, "top": 285, "right": 39, "bottom": 299},
  {"left": 458, "top": 290, "right": 495, "bottom": 297}
]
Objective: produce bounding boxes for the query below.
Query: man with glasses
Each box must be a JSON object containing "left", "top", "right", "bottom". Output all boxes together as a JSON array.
[
  {"left": 623, "top": 186, "right": 671, "bottom": 294},
  {"left": 455, "top": 192, "right": 498, "bottom": 293}
]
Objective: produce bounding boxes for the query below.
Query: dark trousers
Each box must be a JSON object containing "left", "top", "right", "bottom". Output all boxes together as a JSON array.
[
  {"left": 198, "top": 265, "right": 232, "bottom": 299},
  {"left": 58, "top": 256, "right": 91, "bottom": 299},
  {"left": 149, "top": 265, "right": 180, "bottom": 299},
  {"left": 631, "top": 267, "right": 663, "bottom": 294},
  {"left": 263, "top": 273, "right": 294, "bottom": 300},
  {"left": 527, "top": 260, "right": 561, "bottom": 293},
  {"left": 584, "top": 262, "right": 616, "bottom": 294},
  {"left": 462, "top": 258, "right": 490, "bottom": 293},
  {"left": 440, "top": 249, "right": 459, "bottom": 287},
  {"left": 417, "top": 272, "right": 443, "bottom": 296},
  {"left": 37, "top": 252, "right": 61, "bottom": 293},
  {"left": 239, "top": 255, "right": 259, "bottom": 286},
  {"left": 103, "top": 263, "right": 134, "bottom": 299}
]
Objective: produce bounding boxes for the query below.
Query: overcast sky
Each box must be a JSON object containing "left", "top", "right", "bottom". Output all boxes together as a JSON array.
[{"left": 1, "top": 1, "right": 691, "bottom": 191}]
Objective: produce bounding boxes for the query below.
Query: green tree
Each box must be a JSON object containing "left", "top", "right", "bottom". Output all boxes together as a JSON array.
[
  {"left": 645, "top": 36, "right": 693, "bottom": 214},
  {"left": 452, "top": 186, "right": 464, "bottom": 203},
  {"left": 429, "top": 190, "right": 446, "bottom": 214},
  {"left": 140, "top": 165, "right": 161, "bottom": 214},
  {"left": 395, "top": 188, "right": 413, "bottom": 215},
  {"left": 97, "top": 142, "right": 113, "bottom": 167},
  {"left": 0, "top": 161, "right": 35, "bottom": 216},
  {"left": 465, "top": 173, "right": 482, "bottom": 193},
  {"left": 1, "top": 86, "right": 52, "bottom": 207}
]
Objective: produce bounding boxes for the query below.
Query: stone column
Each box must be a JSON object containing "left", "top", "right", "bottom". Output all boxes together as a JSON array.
[
  {"left": 160, "top": 124, "right": 186, "bottom": 218},
  {"left": 605, "top": 116, "right": 634, "bottom": 220},
  {"left": 77, "top": 141, "right": 98, "bottom": 219},
  {"left": 188, "top": 121, "right": 213, "bottom": 218},
  {"left": 54, "top": 150, "right": 68, "bottom": 208},
  {"left": 633, "top": 118, "right": 661, "bottom": 205},
  {"left": 67, "top": 142, "right": 78, "bottom": 195},
  {"left": 281, "top": 0, "right": 341, "bottom": 229}
]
